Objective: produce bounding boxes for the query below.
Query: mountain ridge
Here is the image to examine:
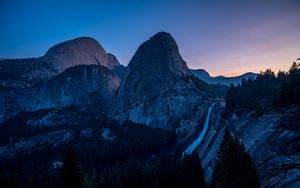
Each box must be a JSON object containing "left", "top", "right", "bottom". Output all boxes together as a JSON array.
[
  {"left": 191, "top": 69, "right": 257, "bottom": 86},
  {"left": 0, "top": 32, "right": 299, "bottom": 188},
  {"left": 0, "top": 37, "right": 124, "bottom": 91}
]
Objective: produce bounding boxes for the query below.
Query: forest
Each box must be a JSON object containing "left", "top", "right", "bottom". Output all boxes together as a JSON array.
[
  {"left": 225, "top": 62, "right": 300, "bottom": 114},
  {"left": 0, "top": 113, "right": 259, "bottom": 188}
]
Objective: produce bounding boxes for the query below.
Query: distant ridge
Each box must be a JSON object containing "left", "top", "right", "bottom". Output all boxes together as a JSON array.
[{"left": 191, "top": 69, "right": 257, "bottom": 86}]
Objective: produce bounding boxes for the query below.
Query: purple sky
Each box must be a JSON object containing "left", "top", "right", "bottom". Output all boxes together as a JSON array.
[{"left": 0, "top": 0, "right": 299, "bottom": 76}]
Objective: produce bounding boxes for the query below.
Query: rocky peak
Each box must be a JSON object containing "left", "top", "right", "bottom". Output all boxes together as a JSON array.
[
  {"left": 116, "top": 32, "right": 192, "bottom": 108},
  {"left": 129, "top": 32, "right": 191, "bottom": 77},
  {"left": 44, "top": 37, "right": 106, "bottom": 57},
  {"left": 0, "top": 37, "right": 123, "bottom": 92},
  {"left": 111, "top": 32, "right": 204, "bottom": 128},
  {"left": 42, "top": 37, "right": 120, "bottom": 73},
  {"left": 43, "top": 37, "right": 107, "bottom": 72}
]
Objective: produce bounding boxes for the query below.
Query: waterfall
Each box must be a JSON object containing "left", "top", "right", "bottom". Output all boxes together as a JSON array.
[{"left": 183, "top": 102, "right": 217, "bottom": 156}]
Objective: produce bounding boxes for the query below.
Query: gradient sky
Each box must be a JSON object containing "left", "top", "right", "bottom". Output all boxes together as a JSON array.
[{"left": 0, "top": 0, "right": 299, "bottom": 76}]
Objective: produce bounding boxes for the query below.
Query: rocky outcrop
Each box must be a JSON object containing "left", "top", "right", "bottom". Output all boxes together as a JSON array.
[
  {"left": 230, "top": 107, "right": 300, "bottom": 188},
  {"left": 0, "top": 37, "right": 123, "bottom": 91},
  {"left": 195, "top": 103, "right": 300, "bottom": 187},
  {"left": 112, "top": 32, "right": 207, "bottom": 129},
  {"left": 0, "top": 65, "right": 120, "bottom": 123}
]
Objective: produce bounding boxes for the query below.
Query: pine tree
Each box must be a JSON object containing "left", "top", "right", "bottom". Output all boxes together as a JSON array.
[
  {"left": 58, "top": 148, "right": 83, "bottom": 188},
  {"left": 211, "top": 128, "right": 259, "bottom": 188},
  {"left": 0, "top": 166, "right": 18, "bottom": 188},
  {"left": 225, "top": 84, "right": 235, "bottom": 112},
  {"left": 179, "top": 153, "right": 205, "bottom": 188}
]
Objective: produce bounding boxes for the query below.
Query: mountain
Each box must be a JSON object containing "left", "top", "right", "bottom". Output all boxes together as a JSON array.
[
  {"left": 43, "top": 37, "right": 114, "bottom": 71},
  {"left": 0, "top": 37, "right": 124, "bottom": 91},
  {"left": 191, "top": 69, "right": 257, "bottom": 86},
  {"left": 0, "top": 32, "right": 298, "bottom": 188},
  {"left": 0, "top": 65, "right": 120, "bottom": 123},
  {"left": 112, "top": 32, "right": 210, "bottom": 129}
]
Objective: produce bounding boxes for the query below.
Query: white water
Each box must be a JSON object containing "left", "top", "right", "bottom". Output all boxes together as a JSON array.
[{"left": 183, "top": 102, "right": 217, "bottom": 156}]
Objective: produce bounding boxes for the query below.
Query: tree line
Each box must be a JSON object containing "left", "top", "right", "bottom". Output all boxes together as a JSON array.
[
  {"left": 226, "top": 61, "right": 300, "bottom": 114},
  {"left": 0, "top": 111, "right": 260, "bottom": 188},
  {"left": 56, "top": 129, "right": 259, "bottom": 188}
]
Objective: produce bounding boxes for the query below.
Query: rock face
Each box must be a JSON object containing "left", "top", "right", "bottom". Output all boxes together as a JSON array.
[
  {"left": 195, "top": 103, "right": 300, "bottom": 188},
  {"left": 112, "top": 32, "right": 206, "bottom": 128},
  {"left": 107, "top": 53, "right": 122, "bottom": 69},
  {"left": 196, "top": 101, "right": 228, "bottom": 182},
  {"left": 0, "top": 58, "right": 53, "bottom": 91},
  {"left": 229, "top": 107, "right": 300, "bottom": 188},
  {"left": 42, "top": 37, "right": 117, "bottom": 71},
  {"left": 191, "top": 69, "right": 256, "bottom": 86},
  {"left": 107, "top": 53, "right": 126, "bottom": 79},
  {"left": 0, "top": 65, "right": 120, "bottom": 123},
  {"left": 0, "top": 129, "right": 74, "bottom": 160},
  {"left": 0, "top": 37, "right": 123, "bottom": 123},
  {"left": 0, "top": 37, "right": 123, "bottom": 91}
]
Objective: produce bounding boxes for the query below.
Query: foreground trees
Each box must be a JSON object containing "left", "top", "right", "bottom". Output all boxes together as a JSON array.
[
  {"left": 211, "top": 129, "right": 259, "bottom": 188},
  {"left": 62, "top": 150, "right": 205, "bottom": 188},
  {"left": 179, "top": 153, "right": 205, "bottom": 188},
  {"left": 58, "top": 148, "right": 83, "bottom": 188},
  {"left": 1, "top": 114, "right": 263, "bottom": 188}
]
